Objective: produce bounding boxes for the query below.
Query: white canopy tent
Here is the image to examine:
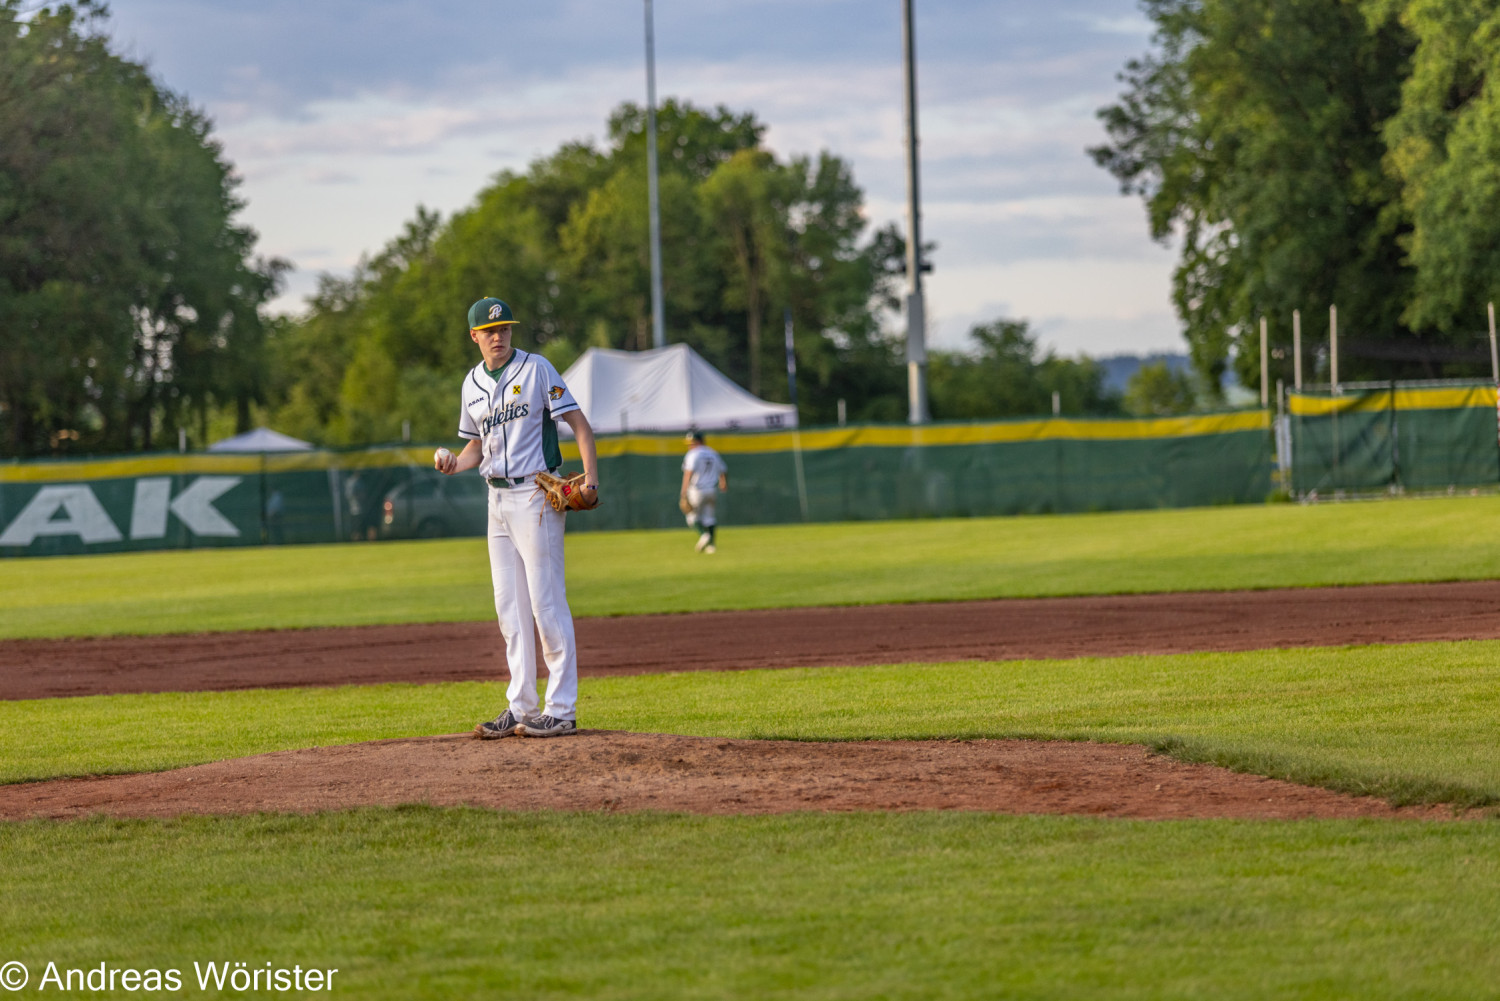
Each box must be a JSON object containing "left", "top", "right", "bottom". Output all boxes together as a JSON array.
[
  {"left": 207, "top": 427, "right": 314, "bottom": 452},
  {"left": 560, "top": 343, "right": 797, "bottom": 435}
]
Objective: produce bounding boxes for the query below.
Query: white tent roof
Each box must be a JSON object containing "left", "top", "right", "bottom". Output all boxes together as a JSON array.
[
  {"left": 561, "top": 343, "right": 797, "bottom": 435},
  {"left": 207, "top": 427, "right": 314, "bottom": 452}
]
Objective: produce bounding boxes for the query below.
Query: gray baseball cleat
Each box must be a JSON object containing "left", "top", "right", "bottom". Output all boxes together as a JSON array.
[
  {"left": 474, "top": 709, "right": 527, "bottom": 739},
  {"left": 518, "top": 715, "right": 578, "bottom": 737},
  {"left": 695, "top": 532, "right": 711, "bottom": 552}
]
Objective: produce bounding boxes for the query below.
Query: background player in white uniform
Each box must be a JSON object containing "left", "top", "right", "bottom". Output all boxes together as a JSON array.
[
  {"left": 679, "top": 431, "right": 728, "bottom": 554},
  {"left": 434, "top": 296, "right": 598, "bottom": 738}
]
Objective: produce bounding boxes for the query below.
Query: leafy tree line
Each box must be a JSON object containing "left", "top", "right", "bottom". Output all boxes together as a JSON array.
[
  {"left": 270, "top": 100, "right": 1149, "bottom": 447},
  {"left": 1094, "top": 0, "right": 1500, "bottom": 392},
  {"left": 0, "top": 1, "right": 283, "bottom": 458},
  {"left": 927, "top": 320, "right": 1121, "bottom": 420}
]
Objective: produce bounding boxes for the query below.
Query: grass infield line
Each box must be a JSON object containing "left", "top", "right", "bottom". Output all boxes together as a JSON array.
[
  {"left": 7, "top": 495, "right": 1500, "bottom": 639},
  {"left": 4, "top": 641, "right": 1499, "bottom": 807},
  {"left": 2, "top": 811, "right": 1499, "bottom": 1000}
]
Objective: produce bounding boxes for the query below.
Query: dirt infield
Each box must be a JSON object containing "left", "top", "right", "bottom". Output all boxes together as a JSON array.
[
  {"left": 8, "top": 580, "right": 1494, "bottom": 821},
  {"left": 7, "top": 580, "right": 1500, "bottom": 701},
  {"left": 0, "top": 731, "right": 1460, "bottom": 822}
]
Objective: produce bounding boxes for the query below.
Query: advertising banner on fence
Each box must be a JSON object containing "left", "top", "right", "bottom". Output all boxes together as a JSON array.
[
  {"left": 0, "top": 455, "right": 274, "bottom": 557},
  {"left": 0, "top": 451, "right": 417, "bottom": 558}
]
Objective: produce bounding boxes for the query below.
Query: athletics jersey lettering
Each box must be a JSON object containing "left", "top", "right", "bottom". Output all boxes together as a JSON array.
[{"left": 480, "top": 402, "right": 530, "bottom": 434}]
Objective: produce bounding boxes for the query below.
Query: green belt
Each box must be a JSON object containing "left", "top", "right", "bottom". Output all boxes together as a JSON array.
[{"left": 486, "top": 475, "right": 533, "bottom": 488}]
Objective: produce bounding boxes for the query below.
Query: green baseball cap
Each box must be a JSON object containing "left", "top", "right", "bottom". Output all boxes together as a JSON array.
[{"left": 468, "top": 297, "right": 518, "bottom": 329}]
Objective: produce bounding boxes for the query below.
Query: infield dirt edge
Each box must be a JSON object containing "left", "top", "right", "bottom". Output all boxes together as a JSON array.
[{"left": 0, "top": 732, "right": 1472, "bottom": 823}]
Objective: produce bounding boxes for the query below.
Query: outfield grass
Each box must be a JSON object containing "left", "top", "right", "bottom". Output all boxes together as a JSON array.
[
  {"left": 2, "top": 810, "right": 1498, "bottom": 1000},
  {"left": 10, "top": 498, "right": 1499, "bottom": 1000},
  {"left": 6, "top": 494, "right": 1500, "bottom": 639},
  {"left": 6, "top": 641, "right": 1499, "bottom": 806}
]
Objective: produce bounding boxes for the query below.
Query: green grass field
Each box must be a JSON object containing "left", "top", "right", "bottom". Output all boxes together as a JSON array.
[
  {"left": 6, "top": 494, "right": 1500, "bottom": 638},
  {"left": 7, "top": 497, "right": 1500, "bottom": 998},
  {"left": 3, "top": 811, "right": 1498, "bottom": 1000}
]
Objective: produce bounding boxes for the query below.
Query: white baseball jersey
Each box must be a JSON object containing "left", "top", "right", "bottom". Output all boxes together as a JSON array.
[
  {"left": 683, "top": 444, "right": 727, "bottom": 492},
  {"left": 458, "top": 349, "right": 580, "bottom": 480}
]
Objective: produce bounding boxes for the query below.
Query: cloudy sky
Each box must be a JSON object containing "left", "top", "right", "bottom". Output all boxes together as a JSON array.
[{"left": 100, "top": 0, "right": 1184, "bottom": 357}]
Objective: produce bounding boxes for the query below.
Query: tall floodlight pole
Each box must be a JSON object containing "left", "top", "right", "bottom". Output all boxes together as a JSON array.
[
  {"left": 902, "top": 0, "right": 929, "bottom": 424},
  {"left": 644, "top": 0, "right": 666, "bottom": 349},
  {"left": 1293, "top": 309, "right": 1303, "bottom": 389},
  {"left": 1488, "top": 302, "right": 1497, "bottom": 384},
  {"left": 1259, "top": 316, "right": 1268, "bottom": 408},
  {"left": 1329, "top": 303, "right": 1338, "bottom": 391}
]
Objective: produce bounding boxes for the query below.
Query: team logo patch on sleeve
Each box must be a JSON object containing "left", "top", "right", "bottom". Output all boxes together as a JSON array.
[{"left": 549, "top": 386, "right": 565, "bottom": 401}]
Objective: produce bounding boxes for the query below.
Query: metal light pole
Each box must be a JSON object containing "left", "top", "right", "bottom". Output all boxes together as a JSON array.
[
  {"left": 902, "top": 0, "right": 929, "bottom": 424},
  {"left": 644, "top": 0, "right": 666, "bottom": 349},
  {"left": 1488, "top": 302, "right": 1497, "bottom": 384},
  {"left": 1293, "top": 309, "right": 1302, "bottom": 389},
  {"left": 1259, "top": 316, "right": 1268, "bottom": 408},
  {"left": 1329, "top": 303, "right": 1338, "bottom": 391}
]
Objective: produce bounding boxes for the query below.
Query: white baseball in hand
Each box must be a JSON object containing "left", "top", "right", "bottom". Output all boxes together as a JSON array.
[{"left": 434, "top": 447, "right": 454, "bottom": 472}]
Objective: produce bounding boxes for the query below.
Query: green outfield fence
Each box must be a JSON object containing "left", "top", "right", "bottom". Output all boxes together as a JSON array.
[
  {"left": 0, "top": 413, "right": 1274, "bottom": 557},
  {"left": 7, "top": 388, "right": 1494, "bottom": 557},
  {"left": 580, "top": 413, "right": 1274, "bottom": 532},
  {"left": 1287, "top": 381, "right": 1500, "bottom": 497}
]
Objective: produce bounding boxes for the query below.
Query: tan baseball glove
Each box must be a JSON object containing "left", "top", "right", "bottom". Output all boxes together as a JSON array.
[
  {"left": 534, "top": 471, "right": 598, "bottom": 512},
  {"left": 678, "top": 494, "right": 693, "bottom": 515}
]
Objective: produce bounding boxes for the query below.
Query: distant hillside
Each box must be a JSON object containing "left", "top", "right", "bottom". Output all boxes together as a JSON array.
[{"left": 1096, "top": 354, "right": 1191, "bottom": 395}]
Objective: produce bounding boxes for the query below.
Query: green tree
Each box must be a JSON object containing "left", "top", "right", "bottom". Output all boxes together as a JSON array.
[
  {"left": 0, "top": 1, "right": 283, "bottom": 457},
  {"left": 700, "top": 150, "right": 782, "bottom": 397},
  {"left": 1123, "top": 360, "right": 1196, "bottom": 416},
  {"left": 778, "top": 155, "right": 905, "bottom": 424},
  {"left": 1372, "top": 0, "right": 1500, "bottom": 336},
  {"left": 927, "top": 319, "right": 1119, "bottom": 420},
  {"left": 557, "top": 101, "right": 764, "bottom": 375},
  {"left": 1092, "top": 0, "right": 1414, "bottom": 392}
]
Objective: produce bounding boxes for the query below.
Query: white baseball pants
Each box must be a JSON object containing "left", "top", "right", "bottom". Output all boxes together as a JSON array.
[
  {"left": 486, "top": 483, "right": 577, "bottom": 720},
  {"left": 685, "top": 486, "right": 718, "bottom": 528}
]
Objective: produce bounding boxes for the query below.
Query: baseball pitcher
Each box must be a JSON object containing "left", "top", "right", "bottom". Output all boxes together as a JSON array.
[{"left": 434, "top": 297, "right": 599, "bottom": 738}]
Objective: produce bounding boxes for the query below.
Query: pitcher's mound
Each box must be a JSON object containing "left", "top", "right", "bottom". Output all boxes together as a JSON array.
[{"left": 0, "top": 732, "right": 1458, "bottom": 821}]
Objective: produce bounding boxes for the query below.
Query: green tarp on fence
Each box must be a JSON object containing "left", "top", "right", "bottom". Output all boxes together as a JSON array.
[
  {"left": 580, "top": 415, "right": 1272, "bottom": 532},
  {"left": 0, "top": 412, "right": 1272, "bottom": 557},
  {"left": 1288, "top": 384, "right": 1499, "bottom": 496}
]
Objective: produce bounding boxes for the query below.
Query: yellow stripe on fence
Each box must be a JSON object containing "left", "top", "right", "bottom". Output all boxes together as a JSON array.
[
  {"left": 1, "top": 413, "right": 1271, "bottom": 482},
  {"left": 562, "top": 411, "right": 1269, "bottom": 460},
  {"left": 0, "top": 447, "right": 439, "bottom": 483},
  {"left": 0, "top": 453, "right": 265, "bottom": 482},
  {"left": 1288, "top": 386, "right": 1498, "bottom": 416}
]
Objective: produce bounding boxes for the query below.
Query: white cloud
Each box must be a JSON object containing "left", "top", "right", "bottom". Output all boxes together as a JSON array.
[
  {"left": 1070, "top": 12, "right": 1155, "bottom": 36},
  {"left": 304, "top": 169, "right": 359, "bottom": 186},
  {"left": 924, "top": 256, "right": 1183, "bottom": 357}
]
